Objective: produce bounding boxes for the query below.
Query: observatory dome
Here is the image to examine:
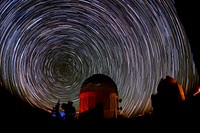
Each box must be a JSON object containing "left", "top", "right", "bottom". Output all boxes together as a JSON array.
[
  {"left": 80, "top": 74, "right": 118, "bottom": 94},
  {"left": 79, "top": 74, "right": 120, "bottom": 119}
]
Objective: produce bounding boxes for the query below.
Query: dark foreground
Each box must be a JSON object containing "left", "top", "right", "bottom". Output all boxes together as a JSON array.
[
  {"left": 1, "top": 109, "right": 199, "bottom": 132},
  {"left": 1, "top": 86, "right": 200, "bottom": 132}
]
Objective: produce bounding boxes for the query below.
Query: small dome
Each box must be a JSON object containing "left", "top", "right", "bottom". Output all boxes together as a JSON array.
[{"left": 80, "top": 74, "right": 118, "bottom": 94}]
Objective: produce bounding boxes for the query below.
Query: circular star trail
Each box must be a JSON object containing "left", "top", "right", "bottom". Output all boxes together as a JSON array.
[{"left": 0, "top": 0, "right": 199, "bottom": 118}]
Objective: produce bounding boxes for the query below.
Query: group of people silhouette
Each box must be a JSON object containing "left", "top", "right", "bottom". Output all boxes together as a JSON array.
[{"left": 52, "top": 99, "right": 76, "bottom": 122}]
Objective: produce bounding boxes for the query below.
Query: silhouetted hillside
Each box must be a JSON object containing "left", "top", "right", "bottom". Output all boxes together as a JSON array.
[{"left": 0, "top": 85, "right": 55, "bottom": 131}]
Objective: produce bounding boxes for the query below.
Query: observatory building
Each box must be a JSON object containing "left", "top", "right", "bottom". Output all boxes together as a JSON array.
[
  {"left": 151, "top": 76, "right": 185, "bottom": 117},
  {"left": 78, "top": 74, "right": 120, "bottom": 119}
]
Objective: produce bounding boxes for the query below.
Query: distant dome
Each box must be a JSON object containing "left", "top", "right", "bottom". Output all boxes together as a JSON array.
[{"left": 80, "top": 74, "right": 118, "bottom": 94}]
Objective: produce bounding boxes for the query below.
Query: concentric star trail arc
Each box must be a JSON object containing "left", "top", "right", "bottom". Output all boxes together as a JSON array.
[{"left": 0, "top": 0, "right": 199, "bottom": 118}]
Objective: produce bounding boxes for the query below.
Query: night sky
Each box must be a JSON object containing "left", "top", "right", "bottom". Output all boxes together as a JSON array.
[
  {"left": 174, "top": 0, "right": 200, "bottom": 75},
  {"left": 0, "top": 0, "right": 199, "bottom": 118}
]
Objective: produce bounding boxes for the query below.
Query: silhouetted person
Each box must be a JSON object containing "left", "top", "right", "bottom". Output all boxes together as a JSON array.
[
  {"left": 61, "top": 100, "right": 76, "bottom": 122},
  {"left": 55, "top": 99, "right": 60, "bottom": 118}
]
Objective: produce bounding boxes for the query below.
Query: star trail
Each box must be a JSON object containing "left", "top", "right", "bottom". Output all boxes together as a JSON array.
[{"left": 0, "top": 0, "right": 199, "bottom": 118}]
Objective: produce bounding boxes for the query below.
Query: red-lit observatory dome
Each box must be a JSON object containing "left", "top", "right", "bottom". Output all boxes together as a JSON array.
[{"left": 79, "top": 74, "right": 119, "bottom": 119}]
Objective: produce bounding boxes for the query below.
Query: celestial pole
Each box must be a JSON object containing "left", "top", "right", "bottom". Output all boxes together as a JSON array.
[{"left": 0, "top": 0, "right": 199, "bottom": 118}]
